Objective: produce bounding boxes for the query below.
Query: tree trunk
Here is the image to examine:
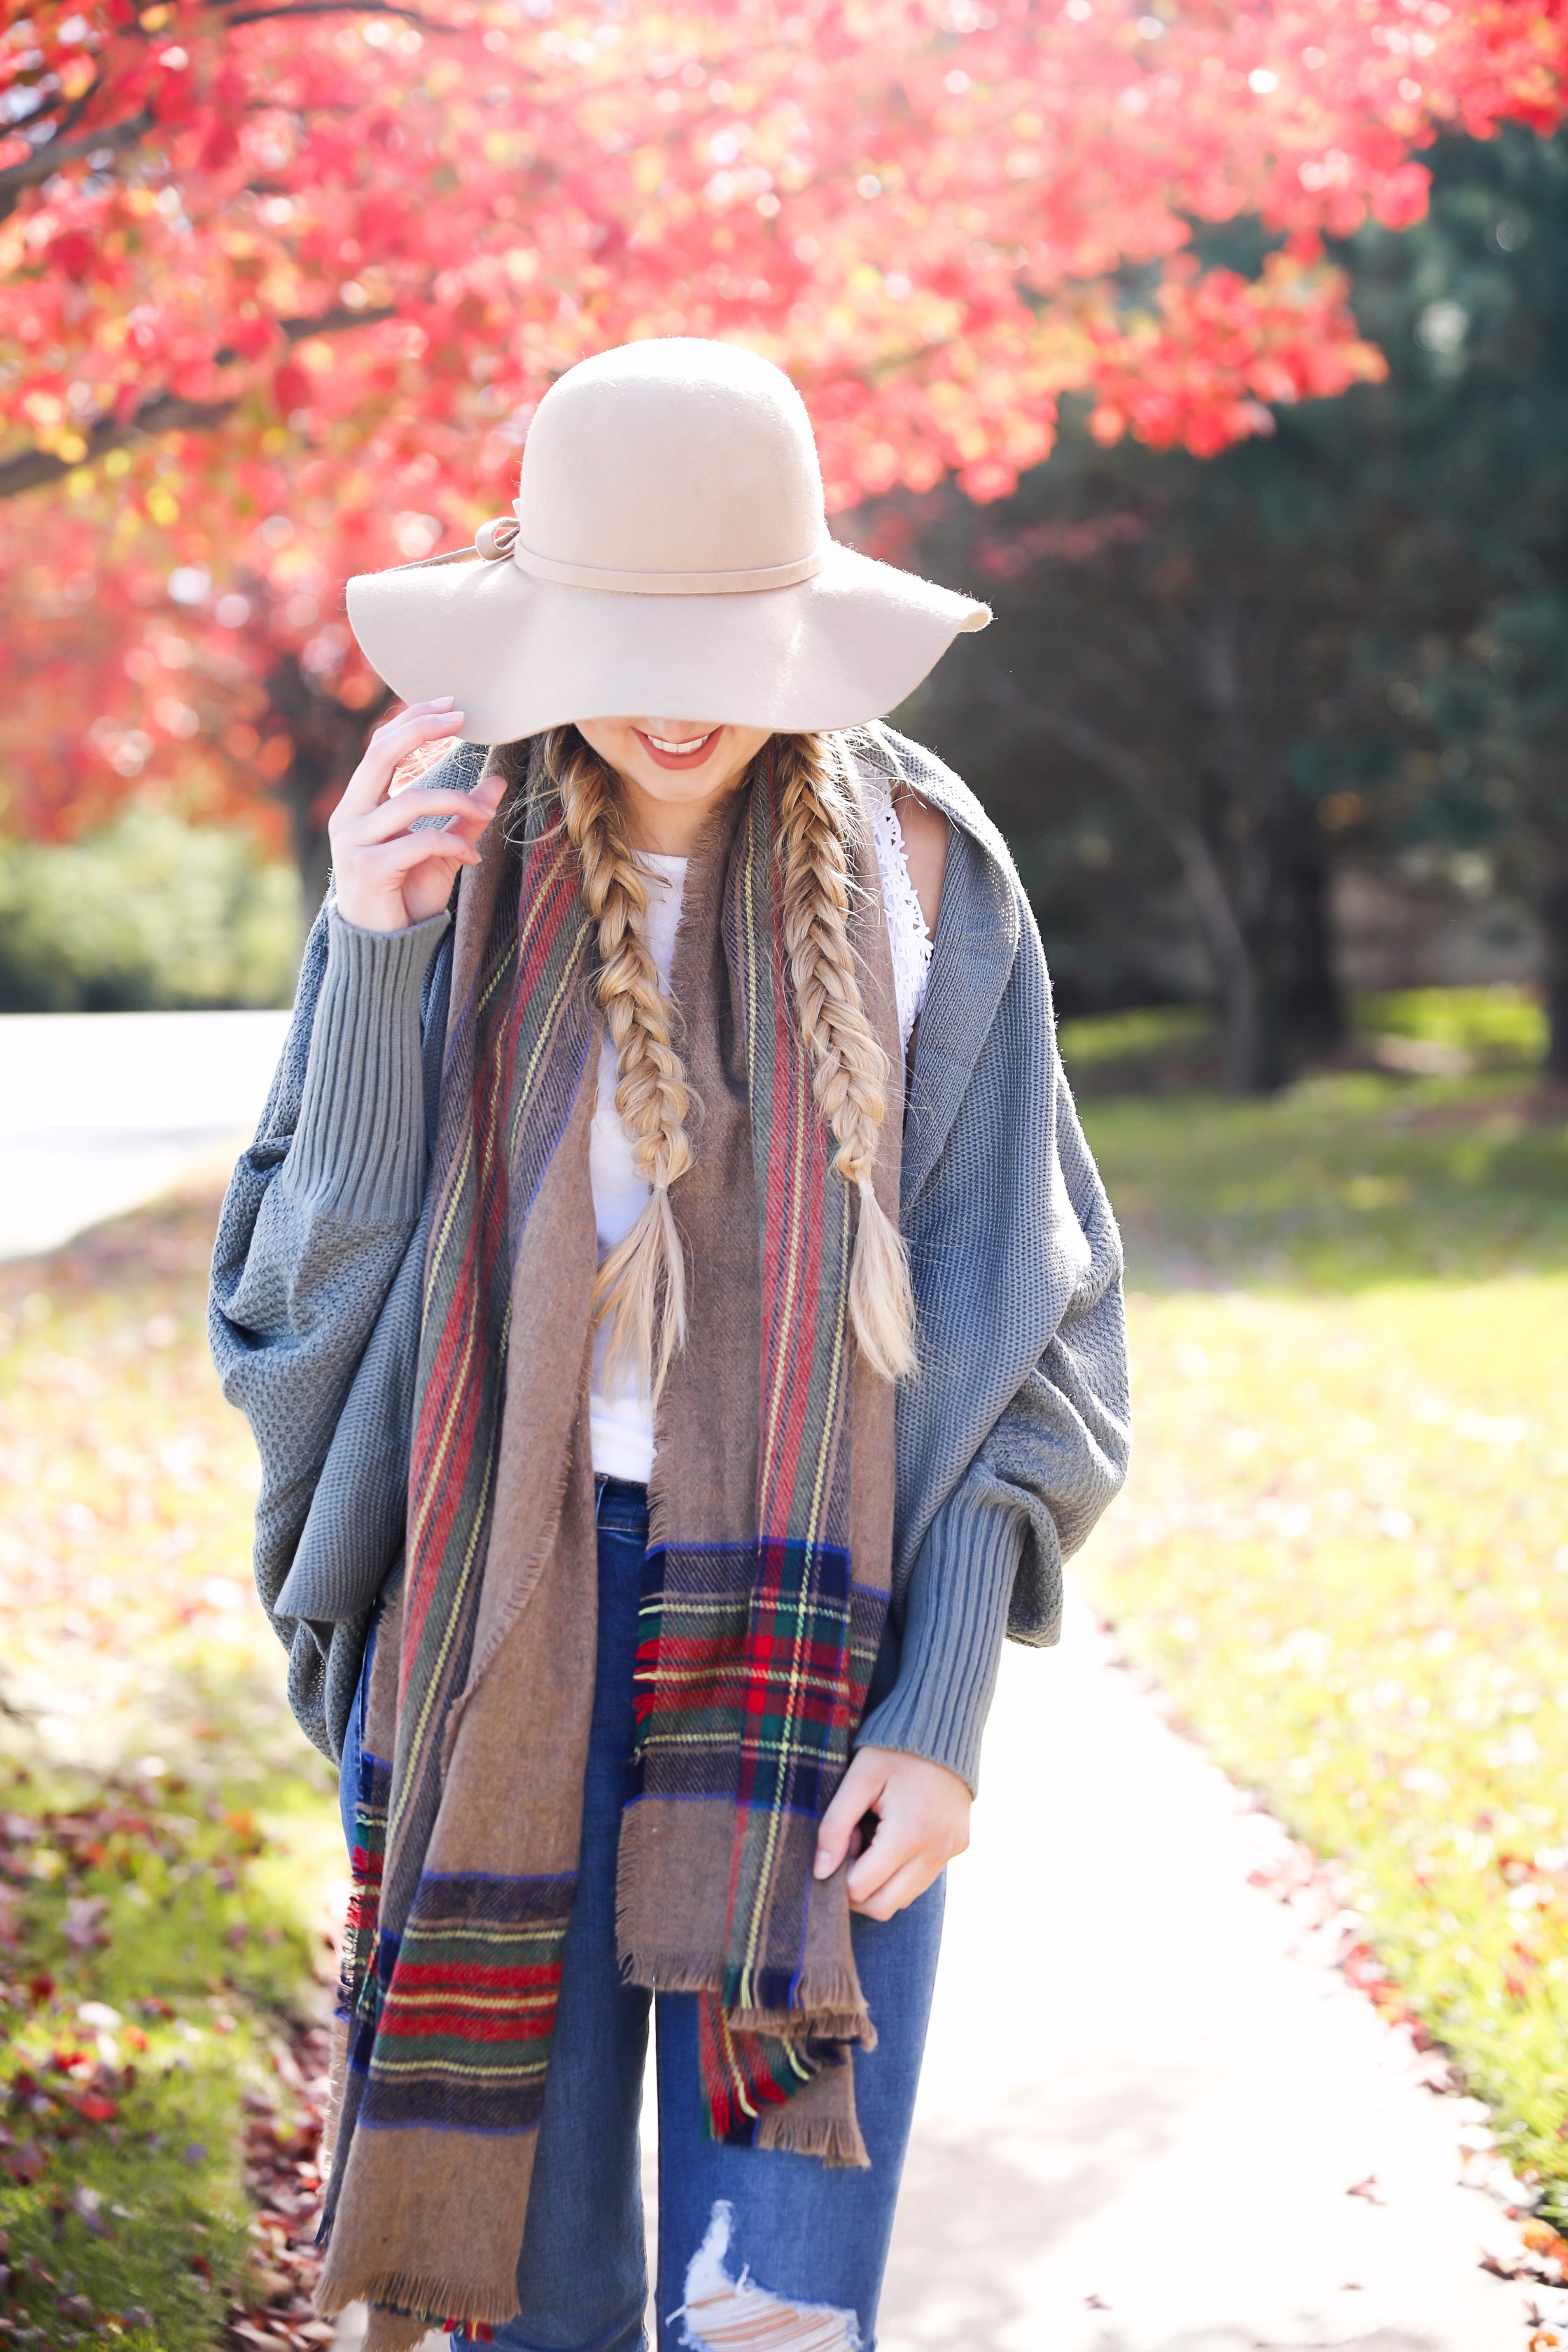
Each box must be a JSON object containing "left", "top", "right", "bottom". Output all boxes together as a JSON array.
[
  {"left": 1199, "top": 869, "right": 1268, "bottom": 1095},
  {"left": 1012, "top": 690, "right": 1282, "bottom": 1092},
  {"left": 1273, "top": 808, "right": 1345, "bottom": 1058},
  {"left": 1543, "top": 864, "right": 1568, "bottom": 1082}
]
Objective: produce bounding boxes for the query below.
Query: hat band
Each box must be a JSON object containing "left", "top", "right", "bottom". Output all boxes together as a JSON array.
[{"left": 473, "top": 512, "right": 827, "bottom": 596}]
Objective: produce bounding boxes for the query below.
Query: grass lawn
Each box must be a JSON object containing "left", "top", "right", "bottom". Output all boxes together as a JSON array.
[
  {"left": 1069, "top": 1021, "right": 1568, "bottom": 2220},
  {"left": 0, "top": 1198, "right": 342, "bottom": 2348}
]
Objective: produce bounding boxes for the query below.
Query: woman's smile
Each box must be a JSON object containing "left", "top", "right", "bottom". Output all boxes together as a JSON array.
[{"left": 634, "top": 725, "right": 721, "bottom": 769}]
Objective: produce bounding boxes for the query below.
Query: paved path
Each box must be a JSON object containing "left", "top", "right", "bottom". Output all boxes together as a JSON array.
[
  {"left": 0, "top": 1014, "right": 1544, "bottom": 2348},
  {"left": 0, "top": 1008, "right": 289, "bottom": 1261},
  {"left": 333, "top": 1606, "right": 1549, "bottom": 2352},
  {"left": 878, "top": 1602, "right": 1544, "bottom": 2352}
]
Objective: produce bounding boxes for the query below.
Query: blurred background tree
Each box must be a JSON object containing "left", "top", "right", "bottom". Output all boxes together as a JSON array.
[
  {"left": 895, "top": 115, "right": 1568, "bottom": 1090},
  {"left": 3, "top": 0, "right": 1562, "bottom": 946},
  {"left": 2, "top": 0, "right": 1567, "bottom": 1056}
]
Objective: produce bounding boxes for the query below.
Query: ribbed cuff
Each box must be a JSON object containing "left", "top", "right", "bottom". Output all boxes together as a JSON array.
[
  {"left": 283, "top": 906, "right": 451, "bottom": 1223},
  {"left": 856, "top": 1492, "right": 1019, "bottom": 1795}
]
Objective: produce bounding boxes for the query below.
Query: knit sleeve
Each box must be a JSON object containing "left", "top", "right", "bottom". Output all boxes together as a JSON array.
[{"left": 208, "top": 892, "right": 455, "bottom": 1756}]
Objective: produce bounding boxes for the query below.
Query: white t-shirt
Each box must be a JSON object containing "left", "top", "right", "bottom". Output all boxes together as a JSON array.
[
  {"left": 587, "top": 851, "right": 687, "bottom": 1481},
  {"left": 588, "top": 776, "right": 932, "bottom": 1483}
]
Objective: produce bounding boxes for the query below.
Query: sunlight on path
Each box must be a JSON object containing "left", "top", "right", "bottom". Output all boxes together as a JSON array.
[{"left": 880, "top": 1593, "right": 1546, "bottom": 2352}]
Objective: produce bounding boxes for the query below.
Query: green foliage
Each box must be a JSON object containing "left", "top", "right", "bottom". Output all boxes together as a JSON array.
[
  {"left": 0, "top": 812, "right": 299, "bottom": 1013},
  {"left": 1077, "top": 1072, "right": 1568, "bottom": 2213}
]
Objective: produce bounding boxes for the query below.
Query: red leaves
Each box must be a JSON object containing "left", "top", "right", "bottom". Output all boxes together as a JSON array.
[
  {"left": 66, "top": 2092, "right": 118, "bottom": 2124},
  {"left": 1368, "top": 162, "right": 1433, "bottom": 232},
  {"left": 228, "top": 312, "right": 280, "bottom": 361},
  {"left": 45, "top": 232, "right": 98, "bottom": 284},
  {"left": 3, "top": 0, "right": 1566, "bottom": 527},
  {"left": 0, "top": 0, "right": 1564, "bottom": 841},
  {"left": 272, "top": 363, "right": 311, "bottom": 419}
]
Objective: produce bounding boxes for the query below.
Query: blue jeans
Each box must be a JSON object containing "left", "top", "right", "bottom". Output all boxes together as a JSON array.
[{"left": 340, "top": 1478, "right": 944, "bottom": 2352}]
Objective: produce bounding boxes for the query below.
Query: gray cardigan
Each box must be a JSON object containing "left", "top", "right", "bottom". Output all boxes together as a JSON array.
[{"left": 208, "top": 724, "right": 1131, "bottom": 1792}]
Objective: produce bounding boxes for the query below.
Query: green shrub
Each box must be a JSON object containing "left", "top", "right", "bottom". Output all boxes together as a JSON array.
[{"left": 0, "top": 813, "right": 300, "bottom": 1013}]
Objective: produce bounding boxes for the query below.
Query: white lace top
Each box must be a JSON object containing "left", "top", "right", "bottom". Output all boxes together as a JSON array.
[
  {"left": 589, "top": 786, "right": 933, "bottom": 1480},
  {"left": 860, "top": 764, "right": 934, "bottom": 1054}
]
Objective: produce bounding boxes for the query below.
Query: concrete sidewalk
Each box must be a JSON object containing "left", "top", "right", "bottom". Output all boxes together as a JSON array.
[
  {"left": 0, "top": 1008, "right": 289, "bottom": 1261},
  {"left": 878, "top": 1600, "right": 1545, "bottom": 2351}
]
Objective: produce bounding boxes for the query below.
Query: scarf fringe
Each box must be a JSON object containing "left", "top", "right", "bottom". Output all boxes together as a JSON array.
[
  {"left": 317, "top": 2267, "right": 520, "bottom": 2345},
  {"left": 617, "top": 1942, "right": 874, "bottom": 2047},
  {"left": 363, "top": 2311, "right": 435, "bottom": 2352},
  {"left": 316, "top": 2006, "right": 351, "bottom": 2175},
  {"left": 731, "top": 2001, "right": 876, "bottom": 2047},
  {"left": 755, "top": 2101, "right": 872, "bottom": 2169}
]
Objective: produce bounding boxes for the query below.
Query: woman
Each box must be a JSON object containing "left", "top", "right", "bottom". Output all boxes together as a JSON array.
[{"left": 211, "top": 338, "right": 1130, "bottom": 2352}]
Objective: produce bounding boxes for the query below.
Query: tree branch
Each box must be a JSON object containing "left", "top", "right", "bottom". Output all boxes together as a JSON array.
[
  {"left": 223, "top": 1, "right": 446, "bottom": 26},
  {"left": 0, "top": 303, "right": 396, "bottom": 500},
  {"left": 0, "top": 0, "right": 444, "bottom": 223},
  {"left": 0, "top": 109, "right": 154, "bottom": 225},
  {"left": 0, "top": 394, "right": 239, "bottom": 497}
]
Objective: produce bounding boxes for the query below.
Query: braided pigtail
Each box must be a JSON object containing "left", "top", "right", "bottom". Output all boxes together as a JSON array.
[
  {"left": 547, "top": 727, "right": 695, "bottom": 1399},
  {"left": 774, "top": 733, "right": 917, "bottom": 1382}
]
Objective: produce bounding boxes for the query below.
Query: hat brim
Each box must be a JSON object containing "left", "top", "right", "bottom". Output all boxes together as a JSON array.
[{"left": 345, "top": 541, "right": 989, "bottom": 743}]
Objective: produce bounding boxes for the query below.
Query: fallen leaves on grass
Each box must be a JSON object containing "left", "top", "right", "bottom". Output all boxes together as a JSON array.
[
  {"left": 0, "top": 1196, "right": 294, "bottom": 1789},
  {"left": 0, "top": 1772, "right": 335, "bottom": 2347},
  {"left": 228, "top": 2026, "right": 337, "bottom": 2351},
  {"left": 0, "top": 1194, "right": 346, "bottom": 2342}
]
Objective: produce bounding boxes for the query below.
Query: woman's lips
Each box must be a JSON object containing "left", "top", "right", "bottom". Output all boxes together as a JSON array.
[{"left": 634, "top": 727, "right": 720, "bottom": 771}]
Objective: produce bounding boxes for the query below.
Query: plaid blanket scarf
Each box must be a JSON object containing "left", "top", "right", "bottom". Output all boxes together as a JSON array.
[{"left": 316, "top": 741, "right": 900, "bottom": 2349}]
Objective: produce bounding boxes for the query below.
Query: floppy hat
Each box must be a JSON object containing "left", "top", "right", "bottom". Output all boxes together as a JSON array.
[{"left": 345, "top": 337, "right": 990, "bottom": 743}]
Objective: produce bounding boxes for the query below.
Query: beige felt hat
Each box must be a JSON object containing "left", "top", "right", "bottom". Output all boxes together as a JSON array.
[{"left": 345, "top": 337, "right": 990, "bottom": 743}]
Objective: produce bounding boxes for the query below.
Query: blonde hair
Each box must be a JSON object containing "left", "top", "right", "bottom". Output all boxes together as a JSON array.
[
  {"left": 545, "top": 725, "right": 916, "bottom": 1396},
  {"left": 772, "top": 731, "right": 916, "bottom": 1384}
]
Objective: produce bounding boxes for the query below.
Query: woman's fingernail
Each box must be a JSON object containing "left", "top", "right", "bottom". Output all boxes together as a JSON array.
[
  {"left": 813, "top": 1849, "right": 832, "bottom": 1879},
  {"left": 433, "top": 694, "right": 455, "bottom": 706}
]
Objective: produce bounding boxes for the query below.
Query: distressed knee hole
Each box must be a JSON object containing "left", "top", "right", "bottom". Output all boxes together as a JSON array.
[{"left": 677, "top": 2200, "right": 862, "bottom": 2352}]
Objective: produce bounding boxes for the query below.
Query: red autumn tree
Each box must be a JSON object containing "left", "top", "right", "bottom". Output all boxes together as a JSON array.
[{"left": 1, "top": 0, "right": 1564, "bottom": 883}]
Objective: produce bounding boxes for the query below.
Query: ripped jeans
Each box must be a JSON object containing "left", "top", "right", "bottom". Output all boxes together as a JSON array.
[{"left": 340, "top": 1477, "right": 944, "bottom": 2352}]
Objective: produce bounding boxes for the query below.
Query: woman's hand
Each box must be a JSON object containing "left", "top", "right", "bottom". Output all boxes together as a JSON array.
[
  {"left": 329, "top": 697, "right": 507, "bottom": 934},
  {"left": 813, "top": 1745, "right": 971, "bottom": 1921}
]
